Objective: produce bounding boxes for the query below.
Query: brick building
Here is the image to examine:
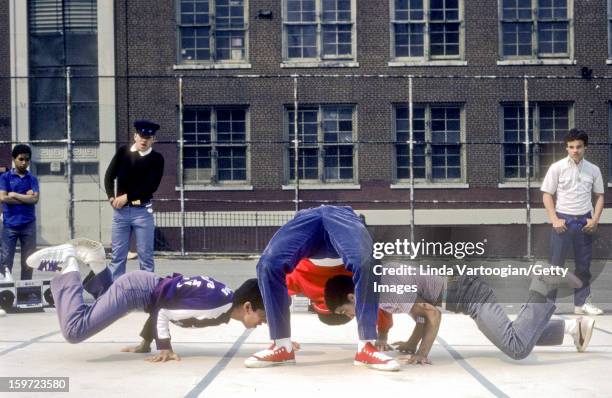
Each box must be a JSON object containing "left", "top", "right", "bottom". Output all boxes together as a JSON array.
[{"left": 2, "top": 0, "right": 612, "bottom": 257}]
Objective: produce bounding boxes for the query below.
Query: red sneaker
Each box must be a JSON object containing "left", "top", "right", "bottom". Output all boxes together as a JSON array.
[
  {"left": 244, "top": 344, "right": 296, "bottom": 368},
  {"left": 354, "top": 342, "right": 400, "bottom": 371}
]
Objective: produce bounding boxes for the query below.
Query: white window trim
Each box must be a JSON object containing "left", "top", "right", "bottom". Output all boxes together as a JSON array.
[
  {"left": 281, "top": 0, "right": 358, "bottom": 64},
  {"left": 284, "top": 104, "right": 359, "bottom": 185},
  {"left": 497, "top": 0, "right": 574, "bottom": 62},
  {"left": 499, "top": 102, "right": 574, "bottom": 183},
  {"left": 174, "top": 63, "right": 252, "bottom": 70},
  {"left": 282, "top": 184, "right": 361, "bottom": 190},
  {"left": 393, "top": 103, "right": 467, "bottom": 185},
  {"left": 280, "top": 61, "right": 360, "bottom": 68},
  {"left": 498, "top": 181, "right": 542, "bottom": 188},
  {"left": 388, "top": 60, "right": 467, "bottom": 67},
  {"left": 390, "top": 183, "right": 469, "bottom": 189},
  {"left": 176, "top": 0, "right": 250, "bottom": 65},
  {"left": 181, "top": 106, "right": 251, "bottom": 186},
  {"left": 176, "top": 184, "right": 254, "bottom": 191},
  {"left": 389, "top": 0, "right": 466, "bottom": 62}
]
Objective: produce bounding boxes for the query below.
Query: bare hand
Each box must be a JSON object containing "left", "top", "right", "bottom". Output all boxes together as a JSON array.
[
  {"left": 406, "top": 353, "right": 431, "bottom": 365},
  {"left": 552, "top": 218, "right": 567, "bottom": 234},
  {"left": 7, "top": 192, "right": 16, "bottom": 198},
  {"left": 582, "top": 218, "right": 598, "bottom": 234},
  {"left": 145, "top": 349, "right": 180, "bottom": 363},
  {"left": 391, "top": 340, "right": 417, "bottom": 354},
  {"left": 112, "top": 195, "right": 128, "bottom": 209},
  {"left": 26, "top": 190, "right": 34, "bottom": 196}
]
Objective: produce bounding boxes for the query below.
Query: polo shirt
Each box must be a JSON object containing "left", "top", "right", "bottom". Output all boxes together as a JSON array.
[
  {"left": 0, "top": 169, "right": 39, "bottom": 227},
  {"left": 541, "top": 156, "right": 604, "bottom": 215}
]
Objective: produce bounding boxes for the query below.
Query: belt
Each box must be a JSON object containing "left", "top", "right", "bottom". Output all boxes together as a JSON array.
[
  {"left": 556, "top": 212, "right": 590, "bottom": 220},
  {"left": 126, "top": 201, "right": 151, "bottom": 208}
]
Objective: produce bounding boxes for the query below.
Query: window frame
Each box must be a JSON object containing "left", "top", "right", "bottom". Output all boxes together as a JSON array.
[
  {"left": 389, "top": 0, "right": 466, "bottom": 62},
  {"left": 498, "top": 0, "right": 574, "bottom": 62},
  {"left": 393, "top": 103, "right": 466, "bottom": 184},
  {"left": 176, "top": 0, "right": 250, "bottom": 65},
  {"left": 499, "top": 101, "right": 574, "bottom": 182},
  {"left": 281, "top": 0, "right": 357, "bottom": 64},
  {"left": 284, "top": 104, "right": 358, "bottom": 184},
  {"left": 181, "top": 105, "right": 251, "bottom": 186}
]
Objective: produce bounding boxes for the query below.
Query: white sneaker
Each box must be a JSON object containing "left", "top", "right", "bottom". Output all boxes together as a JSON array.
[
  {"left": 0, "top": 308, "right": 6, "bottom": 317},
  {"left": 67, "top": 238, "right": 106, "bottom": 274},
  {"left": 571, "top": 317, "right": 595, "bottom": 352},
  {"left": 575, "top": 300, "right": 604, "bottom": 316},
  {"left": 26, "top": 244, "right": 76, "bottom": 272},
  {"left": 1, "top": 267, "right": 13, "bottom": 283}
]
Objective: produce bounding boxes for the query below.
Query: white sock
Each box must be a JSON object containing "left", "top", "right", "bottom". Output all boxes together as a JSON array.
[
  {"left": 61, "top": 257, "right": 80, "bottom": 274},
  {"left": 274, "top": 338, "right": 292, "bottom": 352},
  {"left": 358, "top": 340, "right": 375, "bottom": 351},
  {"left": 564, "top": 319, "right": 578, "bottom": 334}
]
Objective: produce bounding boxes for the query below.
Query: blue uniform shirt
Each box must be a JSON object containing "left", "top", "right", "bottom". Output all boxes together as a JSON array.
[{"left": 0, "top": 169, "right": 39, "bottom": 228}]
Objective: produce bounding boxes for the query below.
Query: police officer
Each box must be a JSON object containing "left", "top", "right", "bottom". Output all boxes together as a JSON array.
[{"left": 104, "top": 120, "right": 165, "bottom": 280}]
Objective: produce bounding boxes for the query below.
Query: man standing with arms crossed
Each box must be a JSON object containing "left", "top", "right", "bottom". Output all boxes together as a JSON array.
[
  {"left": 105, "top": 120, "right": 165, "bottom": 280},
  {"left": 541, "top": 128, "right": 605, "bottom": 315},
  {"left": 0, "top": 144, "right": 39, "bottom": 283}
]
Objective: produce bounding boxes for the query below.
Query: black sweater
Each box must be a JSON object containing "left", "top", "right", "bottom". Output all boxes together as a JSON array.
[{"left": 104, "top": 145, "right": 165, "bottom": 203}]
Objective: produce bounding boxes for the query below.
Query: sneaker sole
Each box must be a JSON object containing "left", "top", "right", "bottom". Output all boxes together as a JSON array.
[
  {"left": 577, "top": 319, "right": 595, "bottom": 352},
  {"left": 575, "top": 308, "right": 604, "bottom": 316},
  {"left": 244, "top": 359, "right": 296, "bottom": 368},
  {"left": 353, "top": 360, "right": 400, "bottom": 372}
]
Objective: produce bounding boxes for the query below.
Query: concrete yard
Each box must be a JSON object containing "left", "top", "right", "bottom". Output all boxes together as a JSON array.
[{"left": 1, "top": 257, "right": 611, "bottom": 398}]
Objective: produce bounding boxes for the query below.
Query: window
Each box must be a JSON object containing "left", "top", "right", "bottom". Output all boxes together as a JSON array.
[
  {"left": 283, "top": 0, "right": 355, "bottom": 62},
  {"left": 28, "top": 0, "right": 99, "bottom": 141},
  {"left": 395, "top": 104, "right": 464, "bottom": 182},
  {"left": 286, "top": 105, "right": 356, "bottom": 183},
  {"left": 499, "top": 0, "right": 572, "bottom": 60},
  {"left": 501, "top": 103, "right": 572, "bottom": 180},
  {"left": 182, "top": 107, "right": 249, "bottom": 183},
  {"left": 391, "top": 0, "right": 464, "bottom": 61},
  {"left": 178, "top": 0, "right": 248, "bottom": 63}
]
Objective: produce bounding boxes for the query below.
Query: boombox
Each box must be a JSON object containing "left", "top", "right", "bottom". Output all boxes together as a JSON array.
[{"left": 0, "top": 279, "right": 53, "bottom": 312}]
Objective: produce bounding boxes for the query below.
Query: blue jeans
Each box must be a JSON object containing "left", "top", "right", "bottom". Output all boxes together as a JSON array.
[
  {"left": 447, "top": 276, "right": 564, "bottom": 360},
  {"left": 1, "top": 220, "right": 36, "bottom": 280},
  {"left": 257, "top": 205, "right": 379, "bottom": 340},
  {"left": 549, "top": 212, "right": 593, "bottom": 306},
  {"left": 108, "top": 205, "right": 155, "bottom": 280}
]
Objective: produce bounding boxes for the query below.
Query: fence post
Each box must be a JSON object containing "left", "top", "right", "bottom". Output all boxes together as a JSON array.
[
  {"left": 293, "top": 75, "right": 300, "bottom": 212},
  {"left": 66, "top": 66, "right": 74, "bottom": 240},
  {"left": 408, "top": 75, "right": 415, "bottom": 243},
  {"left": 178, "top": 76, "right": 186, "bottom": 255},
  {"left": 524, "top": 76, "right": 532, "bottom": 259}
]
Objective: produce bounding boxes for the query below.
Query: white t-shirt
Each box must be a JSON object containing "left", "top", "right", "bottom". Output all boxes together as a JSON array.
[{"left": 541, "top": 156, "right": 604, "bottom": 215}]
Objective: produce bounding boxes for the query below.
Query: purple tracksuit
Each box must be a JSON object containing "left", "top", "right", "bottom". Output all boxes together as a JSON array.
[{"left": 51, "top": 269, "right": 234, "bottom": 349}]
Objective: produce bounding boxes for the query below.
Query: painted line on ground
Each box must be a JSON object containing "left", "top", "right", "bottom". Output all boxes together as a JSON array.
[
  {"left": 184, "top": 328, "right": 252, "bottom": 398},
  {"left": 437, "top": 336, "right": 510, "bottom": 398},
  {"left": 0, "top": 330, "right": 61, "bottom": 356}
]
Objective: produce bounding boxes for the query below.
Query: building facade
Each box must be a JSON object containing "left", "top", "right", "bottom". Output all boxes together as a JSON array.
[{"left": 3, "top": 0, "right": 612, "bottom": 257}]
